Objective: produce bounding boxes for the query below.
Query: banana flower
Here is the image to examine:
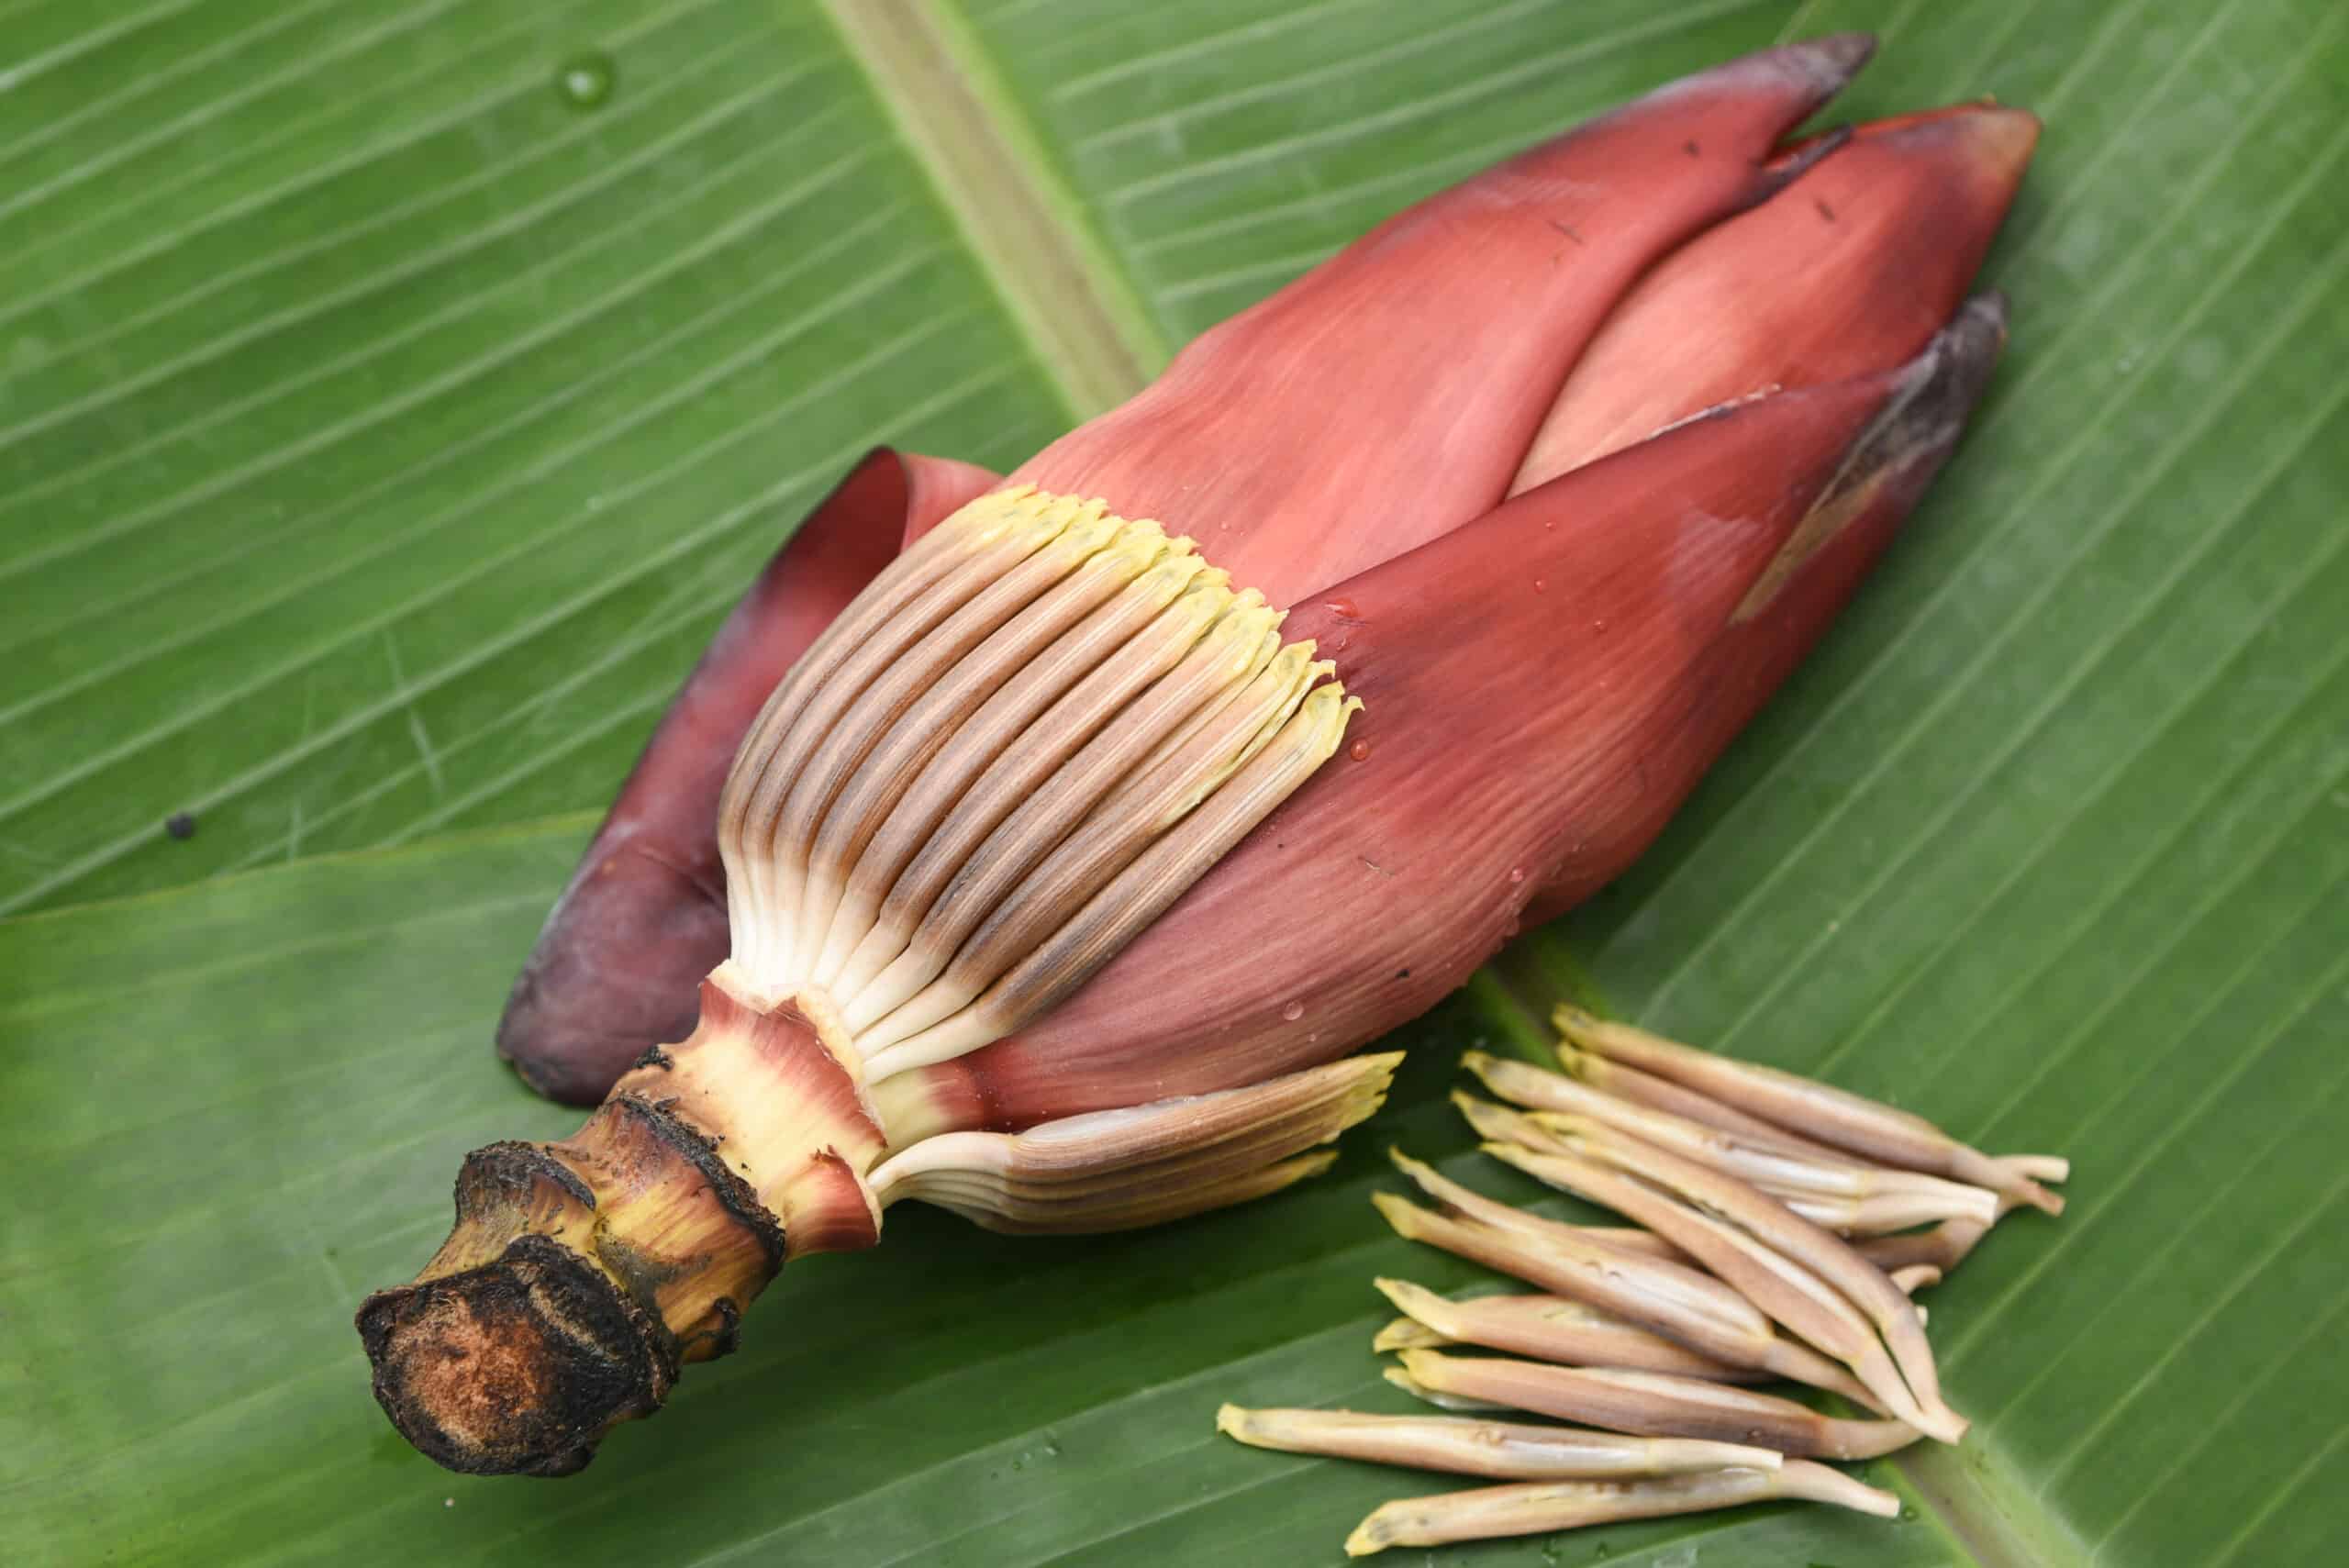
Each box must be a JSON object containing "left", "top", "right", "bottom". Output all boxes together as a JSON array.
[{"left": 360, "top": 35, "right": 2036, "bottom": 1477}]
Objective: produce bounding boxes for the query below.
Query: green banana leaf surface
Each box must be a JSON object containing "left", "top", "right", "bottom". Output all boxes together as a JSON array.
[{"left": 4, "top": 1, "right": 2344, "bottom": 1563}]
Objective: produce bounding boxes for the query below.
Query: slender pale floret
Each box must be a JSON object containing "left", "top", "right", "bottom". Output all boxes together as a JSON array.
[
  {"left": 1373, "top": 1278, "right": 1758, "bottom": 1382},
  {"left": 1482, "top": 1141, "right": 1929, "bottom": 1433},
  {"left": 1465, "top": 1051, "right": 1998, "bottom": 1229},
  {"left": 1214, "top": 1404, "right": 1781, "bottom": 1479},
  {"left": 1556, "top": 1006, "right": 2066, "bottom": 1213},
  {"left": 1342, "top": 1462, "right": 1898, "bottom": 1556},
  {"left": 1389, "top": 1350, "right": 1920, "bottom": 1461},
  {"left": 1373, "top": 1176, "right": 1880, "bottom": 1407}
]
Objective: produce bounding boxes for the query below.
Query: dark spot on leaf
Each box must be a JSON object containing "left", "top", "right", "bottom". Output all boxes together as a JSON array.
[{"left": 165, "top": 811, "right": 196, "bottom": 840}]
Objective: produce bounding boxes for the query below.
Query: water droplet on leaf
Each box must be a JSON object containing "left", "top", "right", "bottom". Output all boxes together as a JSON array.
[
  {"left": 1349, "top": 740, "right": 1372, "bottom": 762},
  {"left": 555, "top": 50, "right": 616, "bottom": 109}
]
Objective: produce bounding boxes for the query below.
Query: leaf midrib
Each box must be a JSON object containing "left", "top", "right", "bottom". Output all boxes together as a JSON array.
[{"left": 818, "top": 0, "right": 1168, "bottom": 420}]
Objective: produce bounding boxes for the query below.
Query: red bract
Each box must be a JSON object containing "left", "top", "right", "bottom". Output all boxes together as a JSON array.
[
  {"left": 1520, "top": 102, "right": 2037, "bottom": 485},
  {"left": 371, "top": 37, "right": 2036, "bottom": 1479},
  {"left": 893, "top": 296, "right": 2006, "bottom": 1139},
  {"left": 1009, "top": 34, "right": 1876, "bottom": 600}
]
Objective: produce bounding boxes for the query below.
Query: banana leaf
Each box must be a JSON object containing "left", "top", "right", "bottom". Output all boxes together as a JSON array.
[{"left": 3, "top": 2, "right": 2343, "bottom": 1563}]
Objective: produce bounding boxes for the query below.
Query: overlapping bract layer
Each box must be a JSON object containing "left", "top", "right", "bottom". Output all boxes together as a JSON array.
[{"left": 893, "top": 295, "right": 2010, "bottom": 1140}]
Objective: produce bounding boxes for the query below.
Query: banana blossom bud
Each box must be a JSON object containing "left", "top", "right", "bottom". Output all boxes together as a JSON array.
[{"left": 362, "top": 36, "right": 2035, "bottom": 1477}]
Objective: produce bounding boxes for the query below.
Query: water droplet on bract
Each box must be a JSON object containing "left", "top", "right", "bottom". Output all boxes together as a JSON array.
[
  {"left": 1281, "top": 999, "right": 1305, "bottom": 1022},
  {"left": 555, "top": 50, "right": 617, "bottom": 109},
  {"left": 1349, "top": 740, "right": 1372, "bottom": 762},
  {"left": 1532, "top": 578, "right": 1547, "bottom": 593},
  {"left": 1508, "top": 866, "right": 1526, "bottom": 884},
  {"left": 1592, "top": 618, "right": 1606, "bottom": 632}
]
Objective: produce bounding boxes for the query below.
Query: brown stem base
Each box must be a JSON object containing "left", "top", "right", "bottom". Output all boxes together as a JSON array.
[
  {"left": 359, "top": 971, "right": 879, "bottom": 1474},
  {"left": 357, "top": 1230, "right": 677, "bottom": 1478}
]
